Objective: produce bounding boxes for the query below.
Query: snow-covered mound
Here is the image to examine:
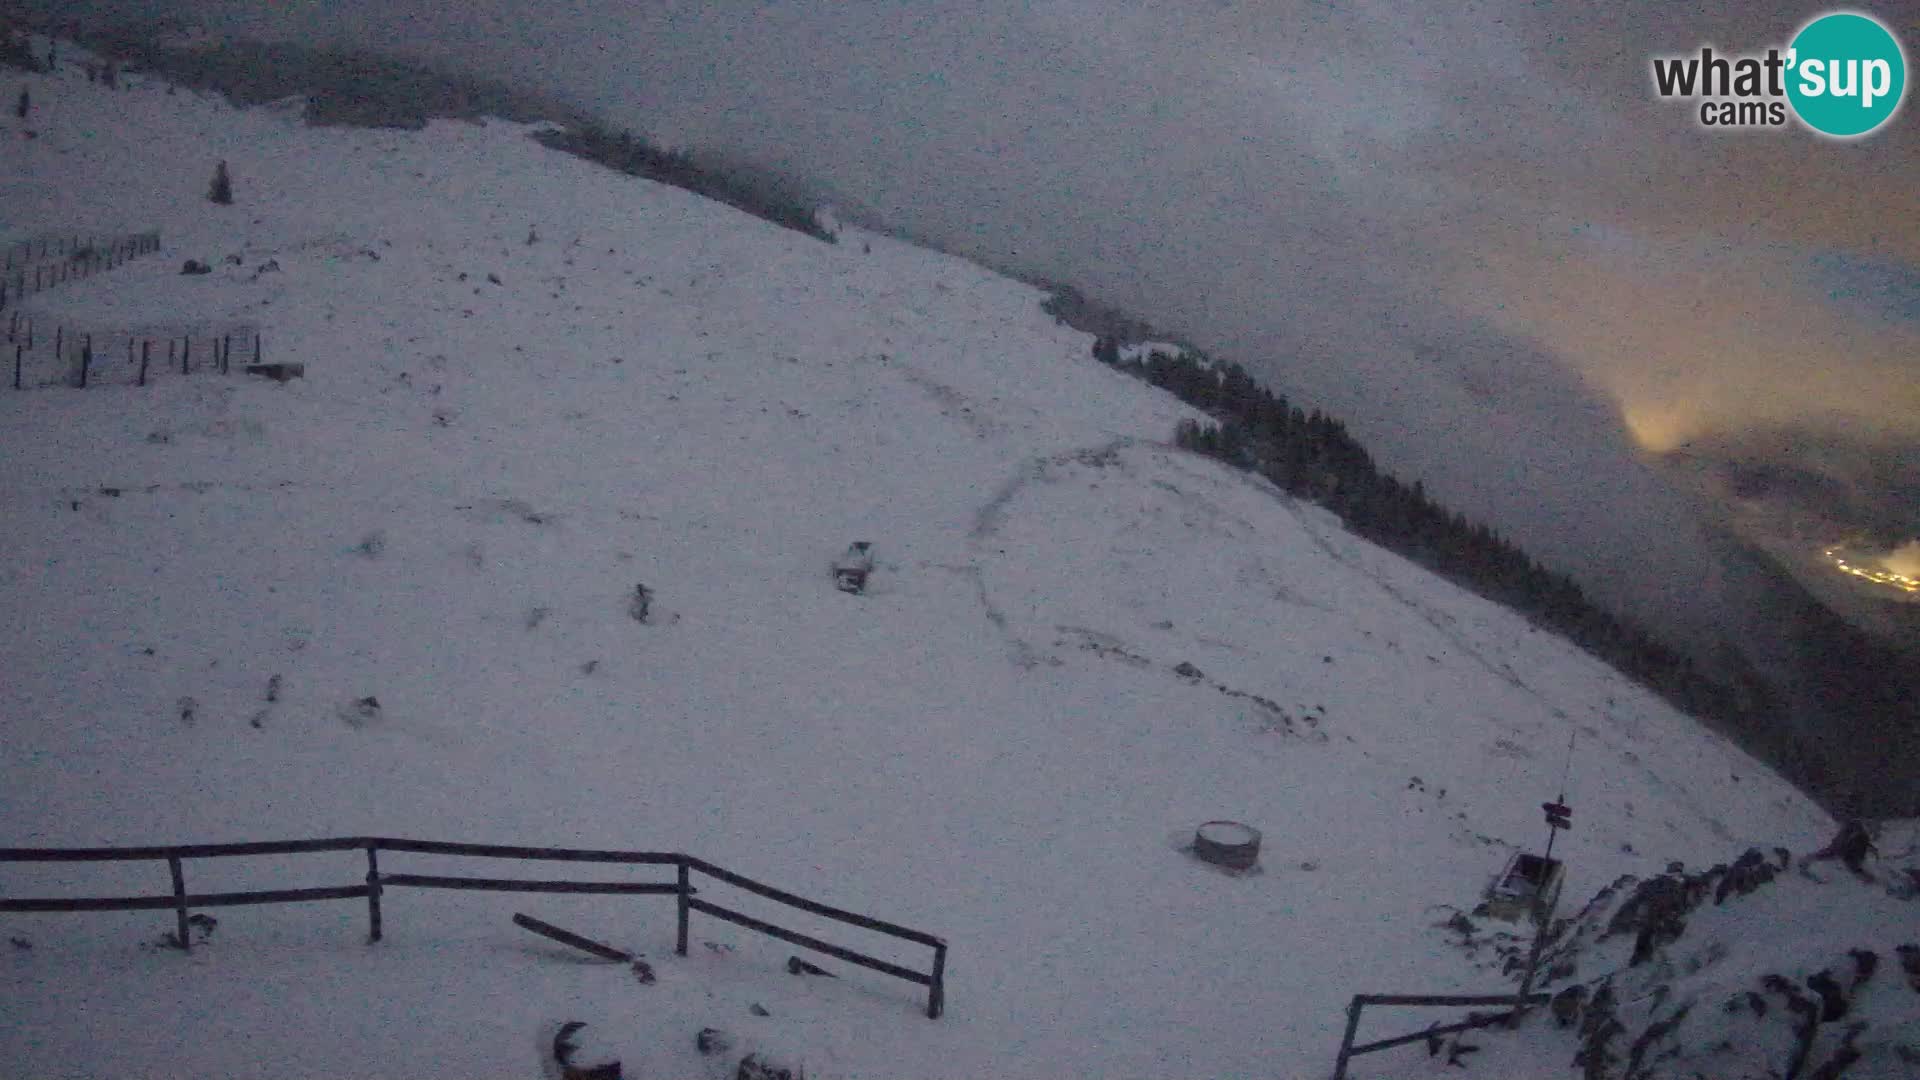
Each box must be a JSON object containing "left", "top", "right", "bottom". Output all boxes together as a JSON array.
[{"left": 0, "top": 48, "right": 1839, "bottom": 1078}]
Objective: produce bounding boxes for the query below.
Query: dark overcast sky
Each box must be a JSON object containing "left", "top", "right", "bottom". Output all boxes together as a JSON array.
[{"left": 26, "top": 1, "right": 1920, "bottom": 639}]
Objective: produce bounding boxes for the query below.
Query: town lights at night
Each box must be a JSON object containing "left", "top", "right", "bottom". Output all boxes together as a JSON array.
[{"left": 1823, "top": 548, "right": 1920, "bottom": 594}]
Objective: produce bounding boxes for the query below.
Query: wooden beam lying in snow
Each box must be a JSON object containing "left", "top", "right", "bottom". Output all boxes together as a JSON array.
[{"left": 512, "top": 912, "right": 633, "bottom": 962}]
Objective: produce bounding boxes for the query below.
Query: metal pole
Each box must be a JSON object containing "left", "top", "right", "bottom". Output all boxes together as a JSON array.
[{"left": 1517, "top": 912, "right": 1552, "bottom": 1005}]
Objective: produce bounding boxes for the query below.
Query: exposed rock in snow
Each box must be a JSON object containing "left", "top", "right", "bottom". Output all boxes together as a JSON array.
[{"left": 1509, "top": 830, "right": 1920, "bottom": 1079}]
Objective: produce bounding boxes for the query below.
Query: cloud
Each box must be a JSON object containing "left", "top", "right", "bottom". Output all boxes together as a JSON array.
[
  {"left": 1806, "top": 249, "right": 1920, "bottom": 325},
  {"left": 1886, "top": 541, "right": 1920, "bottom": 578}
]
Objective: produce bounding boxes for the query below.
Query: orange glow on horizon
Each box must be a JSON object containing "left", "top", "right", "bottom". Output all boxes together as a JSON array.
[{"left": 1621, "top": 404, "right": 1693, "bottom": 454}]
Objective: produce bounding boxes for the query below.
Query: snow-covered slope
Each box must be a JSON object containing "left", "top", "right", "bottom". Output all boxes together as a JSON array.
[{"left": 0, "top": 53, "right": 1842, "bottom": 1079}]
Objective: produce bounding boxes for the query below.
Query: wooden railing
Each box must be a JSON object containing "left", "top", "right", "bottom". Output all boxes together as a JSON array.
[
  {"left": 1330, "top": 992, "right": 1548, "bottom": 1079},
  {"left": 0, "top": 837, "right": 947, "bottom": 1018}
]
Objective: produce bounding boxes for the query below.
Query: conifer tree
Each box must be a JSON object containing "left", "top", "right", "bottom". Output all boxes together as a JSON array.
[{"left": 208, "top": 160, "right": 233, "bottom": 205}]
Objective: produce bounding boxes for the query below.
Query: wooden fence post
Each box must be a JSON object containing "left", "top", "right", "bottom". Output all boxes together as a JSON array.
[
  {"left": 77, "top": 336, "right": 91, "bottom": 389},
  {"left": 928, "top": 942, "right": 947, "bottom": 1019},
  {"left": 13, "top": 343, "right": 21, "bottom": 390},
  {"left": 138, "top": 340, "right": 149, "bottom": 387},
  {"left": 181, "top": 337, "right": 190, "bottom": 375},
  {"left": 167, "top": 857, "right": 191, "bottom": 952},
  {"left": 1332, "top": 996, "right": 1364, "bottom": 1080},
  {"left": 222, "top": 334, "right": 231, "bottom": 375},
  {"left": 676, "top": 860, "right": 690, "bottom": 956},
  {"left": 365, "top": 845, "right": 383, "bottom": 942},
  {"left": 253, "top": 333, "right": 262, "bottom": 366}
]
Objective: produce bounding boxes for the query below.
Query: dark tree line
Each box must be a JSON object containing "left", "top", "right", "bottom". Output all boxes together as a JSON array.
[
  {"left": 1095, "top": 338, "right": 1827, "bottom": 790},
  {"left": 45, "top": 20, "right": 834, "bottom": 245},
  {"left": 66, "top": 32, "right": 563, "bottom": 131}
]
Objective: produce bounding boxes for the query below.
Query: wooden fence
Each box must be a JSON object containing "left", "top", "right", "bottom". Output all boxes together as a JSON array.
[
  {"left": 3, "top": 233, "right": 143, "bottom": 272},
  {"left": 1330, "top": 992, "right": 1548, "bottom": 1079},
  {"left": 6, "top": 314, "right": 263, "bottom": 390},
  {"left": 0, "top": 836, "right": 947, "bottom": 1018},
  {"left": 0, "top": 230, "right": 161, "bottom": 311}
]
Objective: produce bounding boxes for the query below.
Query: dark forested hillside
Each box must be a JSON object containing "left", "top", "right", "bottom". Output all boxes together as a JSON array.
[{"left": 1082, "top": 332, "right": 1891, "bottom": 814}]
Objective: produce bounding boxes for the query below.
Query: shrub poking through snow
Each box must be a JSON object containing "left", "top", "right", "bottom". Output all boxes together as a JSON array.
[
  {"left": 696, "top": 1028, "right": 734, "bottom": 1056},
  {"left": 735, "top": 1052, "right": 802, "bottom": 1080},
  {"left": 551, "top": 1022, "right": 621, "bottom": 1080},
  {"left": 338, "top": 696, "right": 381, "bottom": 728}
]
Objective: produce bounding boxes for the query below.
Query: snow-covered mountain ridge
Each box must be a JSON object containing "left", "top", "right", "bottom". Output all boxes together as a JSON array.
[{"left": 0, "top": 45, "right": 1879, "bottom": 1079}]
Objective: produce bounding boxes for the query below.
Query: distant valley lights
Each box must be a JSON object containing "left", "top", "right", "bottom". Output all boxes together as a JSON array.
[{"left": 1822, "top": 548, "right": 1920, "bottom": 594}]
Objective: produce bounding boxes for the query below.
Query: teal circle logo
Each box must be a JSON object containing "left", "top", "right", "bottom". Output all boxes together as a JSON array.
[{"left": 1786, "top": 12, "right": 1907, "bottom": 137}]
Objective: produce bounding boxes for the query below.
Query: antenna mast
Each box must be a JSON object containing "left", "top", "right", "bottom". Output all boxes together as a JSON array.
[{"left": 1543, "top": 725, "right": 1576, "bottom": 862}]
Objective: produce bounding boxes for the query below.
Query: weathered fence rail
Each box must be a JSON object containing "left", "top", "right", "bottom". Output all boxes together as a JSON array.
[
  {"left": 0, "top": 230, "right": 161, "bottom": 310},
  {"left": 0, "top": 836, "right": 947, "bottom": 1018},
  {"left": 1331, "top": 991, "right": 1548, "bottom": 1079}
]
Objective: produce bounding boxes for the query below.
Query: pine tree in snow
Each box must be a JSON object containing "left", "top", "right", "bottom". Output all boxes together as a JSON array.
[{"left": 208, "top": 160, "right": 233, "bottom": 205}]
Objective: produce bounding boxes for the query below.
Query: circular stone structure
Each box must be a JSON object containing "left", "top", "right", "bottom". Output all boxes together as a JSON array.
[{"left": 1193, "top": 820, "right": 1261, "bottom": 870}]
